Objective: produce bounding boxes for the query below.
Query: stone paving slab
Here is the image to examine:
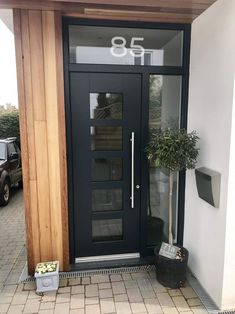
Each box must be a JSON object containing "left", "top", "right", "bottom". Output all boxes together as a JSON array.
[
  {"left": 0, "top": 271, "right": 208, "bottom": 314},
  {"left": 0, "top": 190, "right": 208, "bottom": 314},
  {"left": 0, "top": 190, "right": 26, "bottom": 292}
]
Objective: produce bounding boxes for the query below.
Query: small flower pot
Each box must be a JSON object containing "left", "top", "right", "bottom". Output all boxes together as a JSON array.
[
  {"left": 35, "top": 261, "right": 59, "bottom": 293},
  {"left": 155, "top": 246, "right": 188, "bottom": 289}
]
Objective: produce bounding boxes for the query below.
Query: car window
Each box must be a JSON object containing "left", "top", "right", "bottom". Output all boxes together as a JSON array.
[
  {"left": 0, "top": 143, "right": 6, "bottom": 160},
  {"left": 14, "top": 142, "right": 20, "bottom": 153},
  {"left": 8, "top": 143, "right": 17, "bottom": 156}
]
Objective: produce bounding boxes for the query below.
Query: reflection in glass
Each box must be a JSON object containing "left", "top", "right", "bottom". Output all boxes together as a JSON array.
[
  {"left": 92, "top": 219, "right": 123, "bottom": 241},
  {"left": 148, "top": 168, "right": 178, "bottom": 246},
  {"left": 147, "top": 75, "right": 181, "bottom": 246},
  {"left": 90, "top": 93, "right": 122, "bottom": 119},
  {"left": 69, "top": 25, "right": 183, "bottom": 66},
  {"left": 91, "top": 126, "right": 122, "bottom": 151},
  {"left": 149, "top": 75, "right": 181, "bottom": 130},
  {"left": 92, "top": 158, "right": 122, "bottom": 181},
  {"left": 92, "top": 189, "right": 122, "bottom": 211}
]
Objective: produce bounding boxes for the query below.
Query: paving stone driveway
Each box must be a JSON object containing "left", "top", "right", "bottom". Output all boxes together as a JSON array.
[
  {"left": 0, "top": 191, "right": 208, "bottom": 314},
  {"left": 0, "top": 271, "right": 208, "bottom": 314},
  {"left": 0, "top": 189, "right": 26, "bottom": 292}
]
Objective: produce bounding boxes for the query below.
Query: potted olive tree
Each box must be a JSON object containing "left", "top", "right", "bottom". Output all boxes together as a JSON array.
[{"left": 146, "top": 128, "right": 199, "bottom": 288}]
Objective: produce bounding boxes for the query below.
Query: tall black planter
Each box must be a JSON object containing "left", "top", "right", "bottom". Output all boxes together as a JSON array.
[{"left": 155, "top": 246, "right": 189, "bottom": 289}]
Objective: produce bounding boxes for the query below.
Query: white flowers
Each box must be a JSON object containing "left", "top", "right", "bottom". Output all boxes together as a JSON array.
[{"left": 35, "top": 261, "right": 58, "bottom": 275}]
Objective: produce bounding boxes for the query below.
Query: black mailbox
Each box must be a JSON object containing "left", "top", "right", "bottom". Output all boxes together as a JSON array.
[{"left": 195, "top": 167, "right": 221, "bottom": 208}]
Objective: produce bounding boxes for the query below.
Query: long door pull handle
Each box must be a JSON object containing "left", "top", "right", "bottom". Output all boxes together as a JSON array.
[{"left": 130, "top": 132, "right": 135, "bottom": 208}]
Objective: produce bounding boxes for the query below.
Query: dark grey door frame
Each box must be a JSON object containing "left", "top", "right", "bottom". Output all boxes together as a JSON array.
[{"left": 63, "top": 17, "right": 191, "bottom": 264}]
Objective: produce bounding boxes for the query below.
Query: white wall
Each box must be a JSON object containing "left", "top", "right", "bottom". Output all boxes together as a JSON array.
[
  {"left": 185, "top": 0, "right": 235, "bottom": 309},
  {"left": 222, "top": 68, "right": 235, "bottom": 309}
]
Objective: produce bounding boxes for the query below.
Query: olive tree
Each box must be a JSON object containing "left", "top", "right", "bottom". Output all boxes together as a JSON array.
[{"left": 146, "top": 129, "right": 199, "bottom": 245}]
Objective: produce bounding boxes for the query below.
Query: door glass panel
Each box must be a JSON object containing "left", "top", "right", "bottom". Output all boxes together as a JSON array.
[
  {"left": 92, "top": 189, "right": 122, "bottom": 211},
  {"left": 92, "top": 219, "right": 123, "bottom": 241},
  {"left": 69, "top": 25, "right": 183, "bottom": 66},
  {"left": 149, "top": 75, "right": 181, "bottom": 130},
  {"left": 90, "top": 93, "right": 123, "bottom": 119},
  {"left": 92, "top": 158, "right": 122, "bottom": 181},
  {"left": 147, "top": 75, "right": 181, "bottom": 247},
  {"left": 91, "top": 126, "right": 122, "bottom": 151}
]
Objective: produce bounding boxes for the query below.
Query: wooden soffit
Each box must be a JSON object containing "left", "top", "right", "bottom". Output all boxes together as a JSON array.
[{"left": 0, "top": 0, "right": 218, "bottom": 24}]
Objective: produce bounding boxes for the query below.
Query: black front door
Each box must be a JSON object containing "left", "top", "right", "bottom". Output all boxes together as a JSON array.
[{"left": 70, "top": 73, "right": 142, "bottom": 258}]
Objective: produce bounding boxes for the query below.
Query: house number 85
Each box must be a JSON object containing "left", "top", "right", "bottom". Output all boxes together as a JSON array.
[{"left": 110, "top": 36, "right": 145, "bottom": 57}]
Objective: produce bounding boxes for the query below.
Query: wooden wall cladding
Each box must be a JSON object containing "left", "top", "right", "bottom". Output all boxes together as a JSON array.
[
  {"left": 4, "top": 0, "right": 218, "bottom": 23},
  {"left": 13, "top": 9, "right": 69, "bottom": 274}
]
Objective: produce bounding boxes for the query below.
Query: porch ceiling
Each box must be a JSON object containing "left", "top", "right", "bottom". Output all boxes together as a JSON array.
[{"left": 0, "top": 0, "right": 218, "bottom": 23}]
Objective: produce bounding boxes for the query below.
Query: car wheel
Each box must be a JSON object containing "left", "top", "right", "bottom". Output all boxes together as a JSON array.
[
  {"left": 0, "top": 180, "right": 11, "bottom": 206},
  {"left": 18, "top": 180, "right": 23, "bottom": 189}
]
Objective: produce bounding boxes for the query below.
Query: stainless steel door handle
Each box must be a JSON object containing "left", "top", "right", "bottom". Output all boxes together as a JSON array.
[{"left": 130, "top": 132, "right": 135, "bottom": 208}]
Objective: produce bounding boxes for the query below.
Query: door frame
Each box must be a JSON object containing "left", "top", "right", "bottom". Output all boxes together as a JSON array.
[{"left": 62, "top": 17, "right": 191, "bottom": 264}]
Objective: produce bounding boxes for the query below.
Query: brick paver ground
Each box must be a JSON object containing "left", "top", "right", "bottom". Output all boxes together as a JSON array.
[
  {"left": 0, "top": 271, "right": 208, "bottom": 314},
  {"left": 0, "top": 189, "right": 26, "bottom": 292},
  {"left": 0, "top": 190, "right": 208, "bottom": 314}
]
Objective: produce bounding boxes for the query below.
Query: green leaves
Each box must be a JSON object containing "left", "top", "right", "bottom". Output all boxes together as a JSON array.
[
  {"left": 146, "top": 128, "right": 199, "bottom": 172},
  {"left": 0, "top": 111, "right": 20, "bottom": 141}
]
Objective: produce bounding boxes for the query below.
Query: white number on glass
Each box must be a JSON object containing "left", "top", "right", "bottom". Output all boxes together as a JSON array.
[
  {"left": 110, "top": 36, "right": 127, "bottom": 57},
  {"left": 110, "top": 36, "right": 145, "bottom": 57},
  {"left": 130, "top": 37, "right": 145, "bottom": 57}
]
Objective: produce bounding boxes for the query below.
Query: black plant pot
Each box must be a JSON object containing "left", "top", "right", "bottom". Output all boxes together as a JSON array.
[{"left": 155, "top": 246, "right": 189, "bottom": 289}]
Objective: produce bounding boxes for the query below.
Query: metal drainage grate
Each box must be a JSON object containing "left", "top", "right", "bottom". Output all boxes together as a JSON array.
[
  {"left": 19, "top": 264, "right": 155, "bottom": 283},
  {"left": 218, "top": 312, "right": 235, "bottom": 314},
  {"left": 187, "top": 270, "right": 219, "bottom": 314}
]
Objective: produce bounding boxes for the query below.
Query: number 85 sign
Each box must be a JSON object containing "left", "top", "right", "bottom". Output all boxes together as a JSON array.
[{"left": 110, "top": 36, "right": 145, "bottom": 57}]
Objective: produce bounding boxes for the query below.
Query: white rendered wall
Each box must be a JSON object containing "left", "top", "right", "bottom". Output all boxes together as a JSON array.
[
  {"left": 184, "top": 0, "right": 235, "bottom": 309},
  {"left": 222, "top": 66, "right": 235, "bottom": 309}
]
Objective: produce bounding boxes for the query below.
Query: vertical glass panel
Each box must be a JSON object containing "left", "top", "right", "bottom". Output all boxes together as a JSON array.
[
  {"left": 92, "top": 158, "right": 122, "bottom": 181},
  {"left": 69, "top": 25, "right": 183, "bottom": 66},
  {"left": 91, "top": 126, "right": 122, "bottom": 151},
  {"left": 92, "top": 219, "right": 123, "bottom": 241},
  {"left": 90, "top": 93, "right": 123, "bottom": 119},
  {"left": 92, "top": 189, "right": 122, "bottom": 211},
  {"left": 147, "top": 75, "right": 181, "bottom": 247},
  {"left": 149, "top": 75, "right": 181, "bottom": 130}
]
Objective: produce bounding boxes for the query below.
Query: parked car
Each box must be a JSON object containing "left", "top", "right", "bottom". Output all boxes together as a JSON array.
[{"left": 0, "top": 138, "right": 22, "bottom": 206}]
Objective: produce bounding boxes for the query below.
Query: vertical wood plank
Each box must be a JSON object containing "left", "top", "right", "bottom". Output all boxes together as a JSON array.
[
  {"left": 42, "top": 10, "right": 63, "bottom": 267},
  {"left": 55, "top": 11, "right": 70, "bottom": 271},
  {"left": 29, "top": 179, "right": 41, "bottom": 264},
  {"left": 20, "top": 9, "right": 41, "bottom": 266},
  {"left": 34, "top": 120, "right": 53, "bottom": 261},
  {"left": 28, "top": 10, "right": 46, "bottom": 121},
  {"left": 21, "top": 10, "right": 37, "bottom": 181},
  {"left": 13, "top": 8, "right": 35, "bottom": 274}
]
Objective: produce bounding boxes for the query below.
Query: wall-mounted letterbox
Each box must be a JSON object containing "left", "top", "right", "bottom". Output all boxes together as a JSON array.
[{"left": 195, "top": 167, "right": 221, "bottom": 208}]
